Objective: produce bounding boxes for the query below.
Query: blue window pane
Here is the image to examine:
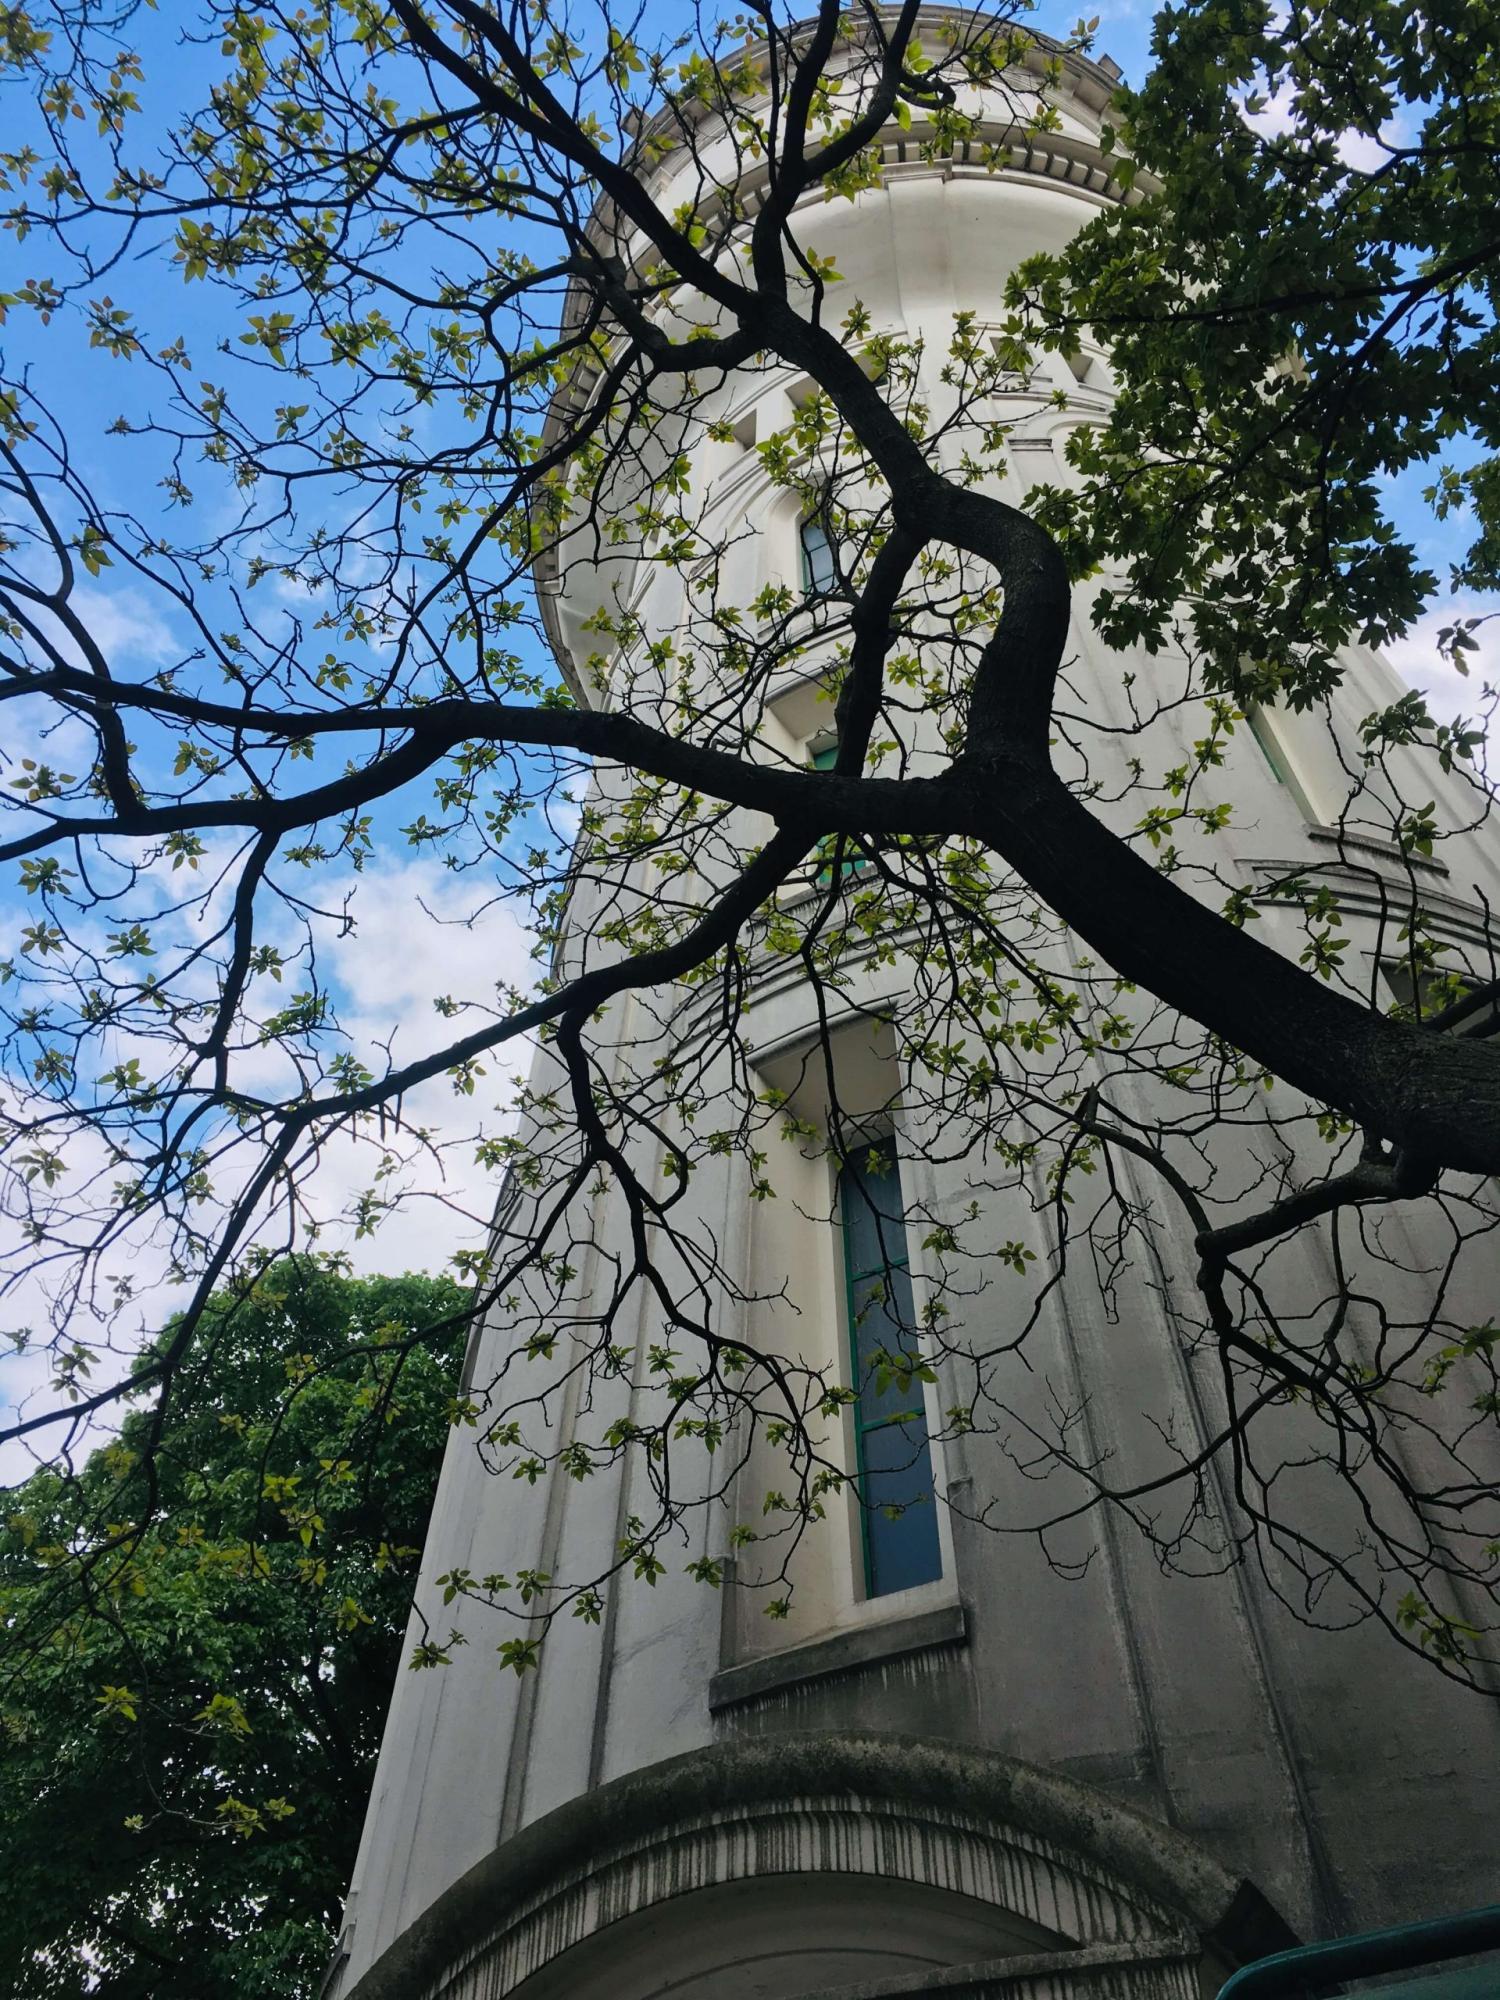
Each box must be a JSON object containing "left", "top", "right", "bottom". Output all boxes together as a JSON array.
[
  {"left": 838, "top": 1140, "right": 943, "bottom": 1598},
  {"left": 810, "top": 745, "right": 872, "bottom": 884},
  {"left": 800, "top": 513, "right": 837, "bottom": 595},
  {"left": 841, "top": 1144, "right": 906, "bottom": 1277},
  {"left": 849, "top": 1266, "right": 921, "bottom": 1425},
  {"left": 860, "top": 1417, "right": 943, "bottom": 1596},
  {"left": 1246, "top": 704, "right": 1289, "bottom": 784}
]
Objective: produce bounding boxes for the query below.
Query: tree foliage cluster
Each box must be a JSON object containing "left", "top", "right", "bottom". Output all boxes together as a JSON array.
[
  {"left": 0, "top": 1266, "right": 466, "bottom": 1999},
  {"left": 1019, "top": 0, "right": 1500, "bottom": 687}
]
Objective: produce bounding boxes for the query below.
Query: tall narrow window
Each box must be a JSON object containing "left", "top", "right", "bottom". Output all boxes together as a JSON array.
[
  {"left": 1246, "top": 704, "right": 1291, "bottom": 785},
  {"left": 810, "top": 742, "right": 867, "bottom": 883},
  {"left": 838, "top": 1138, "right": 943, "bottom": 1598},
  {"left": 1245, "top": 704, "right": 1315, "bottom": 820},
  {"left": 799, "top": 508, "right": 838, "bottom": 597}
]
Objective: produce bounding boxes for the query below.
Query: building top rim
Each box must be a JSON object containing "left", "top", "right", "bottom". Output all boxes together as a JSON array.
[{"left": 616, "top": 6, "right": 1126, "bottom": 198}]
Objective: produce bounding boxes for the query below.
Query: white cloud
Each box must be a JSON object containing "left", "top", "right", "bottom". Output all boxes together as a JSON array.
[
  {"left": 1, "top": 852, "right": 545, "bottom": 1482},
  {"left": 1381, "top": 597, "right": 1500, "bottom": 725},
  {"left": 70, "top": 584, "right": 182, "bottom": 671},
  {"left": 1237, "top": 38, "right": 1413, "bottom": 172},
  {"left": 1, "top": 581, "right": 185, "bottom": 808},
  {"left": 286, "top": 855, "right": 542, "bottom": 1272}
]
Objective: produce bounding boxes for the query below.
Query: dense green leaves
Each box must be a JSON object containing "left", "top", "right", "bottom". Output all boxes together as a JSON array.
[
  {"left": 0, "top": 1266, "right": 467, "bottom": 1998},
  {"left": 1012, "top": 0, "right": 1500, "bottom": 699}
]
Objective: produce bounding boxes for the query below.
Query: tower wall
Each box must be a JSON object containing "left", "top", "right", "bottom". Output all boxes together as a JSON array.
[{"left": 334, "top": 27, "right": 1500, "bottom": 1999}]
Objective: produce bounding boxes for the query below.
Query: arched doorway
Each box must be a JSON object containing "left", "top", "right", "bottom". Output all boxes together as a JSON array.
[{"left": 508, "top": 1873, "right": 1058, "bottom": 1997}]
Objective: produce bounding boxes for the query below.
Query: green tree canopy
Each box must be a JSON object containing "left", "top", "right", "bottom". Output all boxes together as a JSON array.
[
  {"left": 1013, "top": 0, "right": 1500, "bottom": 684},
  {"left": 0, "top": 1264, "right": 467, "bottom": 1999}
]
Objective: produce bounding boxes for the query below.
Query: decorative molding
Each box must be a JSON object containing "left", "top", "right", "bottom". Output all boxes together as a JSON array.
[
  {"left": 1305, "top": 821, "right": 1450, "bottom": 878},
  {"left": 1249, "top": 849, "right": 1496, "bottom": 950},
  {"left": 709, "top": 1600, "right": 968, "bottom": 1710}
]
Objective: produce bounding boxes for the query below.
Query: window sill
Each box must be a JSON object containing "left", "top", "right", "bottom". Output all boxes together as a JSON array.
[
  {"left": 708, "top": 1597, "right": 967, "bottom": 1712},
  {"left": 1305, "top": 821, "right": 1450, "bottom": 877}
]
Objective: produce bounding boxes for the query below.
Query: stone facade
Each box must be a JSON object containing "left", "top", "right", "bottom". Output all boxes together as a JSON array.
[{"left": 331, "top": 19, "right": 1500, "bottom": 1999}]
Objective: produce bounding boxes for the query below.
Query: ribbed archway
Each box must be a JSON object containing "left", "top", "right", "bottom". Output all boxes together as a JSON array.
[{"left": 340, "top": 1734, "right": 1294, "bottom": 2000}]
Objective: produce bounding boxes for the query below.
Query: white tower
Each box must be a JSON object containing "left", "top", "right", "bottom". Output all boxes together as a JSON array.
[{"left": 332, "top": 17, "right": 1500, "bottom": 1998}]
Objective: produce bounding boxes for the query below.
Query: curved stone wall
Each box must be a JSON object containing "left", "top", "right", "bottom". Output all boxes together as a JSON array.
[{"left": 331, "top": 13, "right": 1500, "bottom": 1995}]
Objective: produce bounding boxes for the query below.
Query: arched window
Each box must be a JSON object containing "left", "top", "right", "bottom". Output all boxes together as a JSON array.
[{"left": 799, "top": 506, "right": 838, "bottom": 597}]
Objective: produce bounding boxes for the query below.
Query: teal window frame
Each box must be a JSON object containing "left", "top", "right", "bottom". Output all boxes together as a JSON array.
[{"left": 837, "top": 1137, "right": 943, "bottom": 1599}]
